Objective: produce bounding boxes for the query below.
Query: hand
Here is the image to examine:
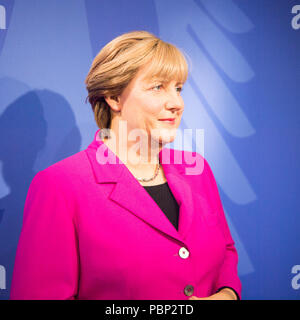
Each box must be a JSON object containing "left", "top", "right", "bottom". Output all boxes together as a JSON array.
[{"left": 188, "top": 288, "right": 237, "bottom": 300}]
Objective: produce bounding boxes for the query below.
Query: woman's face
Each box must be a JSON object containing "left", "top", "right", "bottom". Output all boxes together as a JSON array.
[{"left": 113, "top": 63, "right": 185, "bottom": 145}]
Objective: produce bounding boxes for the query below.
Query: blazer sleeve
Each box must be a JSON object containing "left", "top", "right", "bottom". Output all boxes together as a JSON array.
[
  {"left": 204, "top": 159, "right": 242, "bottom": 300},
  {"left": 10, "top": 170, "right": 79, "bottom": 300}
]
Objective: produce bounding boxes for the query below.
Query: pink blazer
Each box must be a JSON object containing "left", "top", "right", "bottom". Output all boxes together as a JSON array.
[{"left": 10, "top": 130, "right": 241, "bottom": 300}]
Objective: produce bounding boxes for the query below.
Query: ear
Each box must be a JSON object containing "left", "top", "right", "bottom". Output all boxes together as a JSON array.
[{"left": 104, "top": 96, "right": 122, "bottom": 113}]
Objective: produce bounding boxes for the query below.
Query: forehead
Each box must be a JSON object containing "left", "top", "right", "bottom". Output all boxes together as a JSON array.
[{"left": 136, "top": 63, "right": 184, "bottom": 84}]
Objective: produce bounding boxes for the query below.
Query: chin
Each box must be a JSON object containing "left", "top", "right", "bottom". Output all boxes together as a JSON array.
[{"left": 151, "top": 128, "right": 177, "bottom": 145}]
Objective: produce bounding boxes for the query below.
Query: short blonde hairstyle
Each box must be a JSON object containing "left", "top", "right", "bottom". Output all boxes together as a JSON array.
[{"left": 85, "top": 30, "right": 188, "bottom": 129}]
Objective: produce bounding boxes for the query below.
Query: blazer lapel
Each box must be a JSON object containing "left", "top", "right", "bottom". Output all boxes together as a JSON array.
[
  {"left": 109, "top": 176, "right": 183, "bottom": 243},
  {"left": 85, "top": 131, "right": 196, "bottom": 244}
]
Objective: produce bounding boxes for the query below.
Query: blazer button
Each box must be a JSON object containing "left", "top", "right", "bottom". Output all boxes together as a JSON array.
[
  {"left": 179, "top": 247, "right": 190, "bottom": 259},
  {"left": 184, "top": 285, "right": 194, "bottom": 296}
]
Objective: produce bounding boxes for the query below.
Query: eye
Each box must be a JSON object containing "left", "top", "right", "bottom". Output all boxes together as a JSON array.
[
  {"left": 152, "top": 84, "right": 163, "bottom": 91},
  {"left": 176, "top": 86, "right": 183, "bottom": 93}
]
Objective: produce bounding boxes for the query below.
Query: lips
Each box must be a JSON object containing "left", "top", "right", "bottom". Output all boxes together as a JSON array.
[{"left": 159, "top": 118, "right": 175, "bottom": 121}]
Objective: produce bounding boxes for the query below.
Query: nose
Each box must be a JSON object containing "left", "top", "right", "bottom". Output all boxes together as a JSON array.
[{"left": 165, "top": 92, "right": 184, "bottom": 113}]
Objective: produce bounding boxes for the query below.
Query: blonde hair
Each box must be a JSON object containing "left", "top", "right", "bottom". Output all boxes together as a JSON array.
[{"left": 85, "top": 30, "right": 188, "bottom": 129}]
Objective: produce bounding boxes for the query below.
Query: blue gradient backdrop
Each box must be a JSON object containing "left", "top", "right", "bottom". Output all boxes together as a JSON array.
[{"left": 0, "top": 0, "right": 299, "bottom": 300}]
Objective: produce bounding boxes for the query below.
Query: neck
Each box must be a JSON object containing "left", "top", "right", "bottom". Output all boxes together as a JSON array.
[{"left": 102, "top": 131, "right": 163, "bottom": 173}]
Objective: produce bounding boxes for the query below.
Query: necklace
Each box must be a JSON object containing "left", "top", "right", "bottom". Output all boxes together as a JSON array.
[{"left": 136, "top": 162, "right": 160, "bottom": 182}]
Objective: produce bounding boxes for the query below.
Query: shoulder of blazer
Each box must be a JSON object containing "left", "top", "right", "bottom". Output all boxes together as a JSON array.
[
  {"left": 164, "top": 148, "right": 207, "bottom": 178},
  {"left": 34, "top": 150, "right": 92, "bottom": 190}
]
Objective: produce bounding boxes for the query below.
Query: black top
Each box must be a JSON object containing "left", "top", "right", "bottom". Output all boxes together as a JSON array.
[{"left": 143, "top": 182, "right": 179, "bottom": 230}]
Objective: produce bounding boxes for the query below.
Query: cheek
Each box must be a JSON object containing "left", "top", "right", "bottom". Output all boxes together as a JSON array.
[
  {"left": 124, "top": 94, "right": 164, "bottom": 128},
  {"left": 128, "top": 107, "right": 157, "bottom": 130},
  {"left": 141, "top": 102, "right": 162, "bottom": 123},
  {"left": 143, "top": 98, "right": 162, "bottom": 114}
]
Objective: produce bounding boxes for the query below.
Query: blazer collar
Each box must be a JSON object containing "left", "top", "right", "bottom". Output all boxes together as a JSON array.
[{"left": 85, "top": 129, "right": 196, "bottom": 244}]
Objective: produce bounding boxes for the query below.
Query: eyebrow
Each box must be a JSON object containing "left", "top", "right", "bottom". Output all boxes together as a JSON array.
[{"left": 143, "top": 77, "right": 184, "bottom": 85}]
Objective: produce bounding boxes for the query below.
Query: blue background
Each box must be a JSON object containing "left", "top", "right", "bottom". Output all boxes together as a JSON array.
[{"left": 0, "top": 0, "right": 299, "bottom": 300}]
